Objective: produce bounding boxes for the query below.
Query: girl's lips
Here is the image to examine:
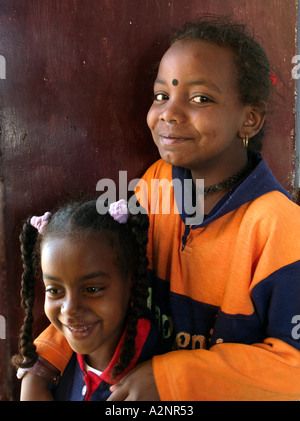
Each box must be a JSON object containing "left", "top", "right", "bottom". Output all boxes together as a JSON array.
[
  {"left": 159, "top": 135, "right": 193, "bottom": 145},
  {"left": 64, "top": 322, "right": 98, "bottom": 340}
]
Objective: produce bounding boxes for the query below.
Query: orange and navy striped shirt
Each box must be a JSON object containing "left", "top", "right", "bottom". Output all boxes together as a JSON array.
[
  {"left": 137, "top": 153, "right": 300, "bottom": 400},
  {"left": 35, "top": 153, "right": 300, "bottom": 400}
]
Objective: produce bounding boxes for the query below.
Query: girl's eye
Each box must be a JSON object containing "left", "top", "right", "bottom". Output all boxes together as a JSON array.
[
  {"left": 45, "top": 287, "right": 63, "bottom": 297},
  {"left": 191, "top": 95, "right": 211, "bottom": 104},
  {"left": 153, "top": 93, "right": 168, "bottom": 102},
  {"left": 84, "top": 286, "right": 105, "bottom": 296}
]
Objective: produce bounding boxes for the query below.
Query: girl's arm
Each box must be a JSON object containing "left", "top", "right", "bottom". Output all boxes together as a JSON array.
[
  {"left": 20, "top": 357, "right": 59, "bottom": 401},
  {"left": 21, "top": 372, "right": 54, "bottom": 401},
  {"left": 108, "top": 339, "right": 300, "bottom": 401},
  {"left": 18, "top": 325, "right": 71, "bottom": 400}
]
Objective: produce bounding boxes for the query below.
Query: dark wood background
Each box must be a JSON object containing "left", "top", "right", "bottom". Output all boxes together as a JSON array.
[{"left": 0, "top": 0, "right": 297, "bottom": 400}]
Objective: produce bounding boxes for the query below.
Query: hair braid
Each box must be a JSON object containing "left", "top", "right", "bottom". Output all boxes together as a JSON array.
[
  {"left": 12, "top": 218, "right": 39, "bottom": 369},
  {"left": 112, "top": 211, "right": 149, "bottom": 378}
]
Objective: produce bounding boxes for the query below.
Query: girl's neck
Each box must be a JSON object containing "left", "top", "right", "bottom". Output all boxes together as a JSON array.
[
  {"left": 191, "top": 152, "right": 248, "bottom": 185},
  {"left": 191, "top": 152, "right": 249, "bottom": 215},
  {"left": 85, "top": 352, "right": 113, "bottom": 373},
  {"left": 84, "top": 332, "right": 122, "bottom": 372}
]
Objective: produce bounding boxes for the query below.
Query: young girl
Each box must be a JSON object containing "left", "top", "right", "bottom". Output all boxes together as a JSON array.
[
  {"left": 17, "top": 15, "right": 300, "bottom": 401},
  {"left": 13, "top": 199, "right": 162, "bottom": 401}
]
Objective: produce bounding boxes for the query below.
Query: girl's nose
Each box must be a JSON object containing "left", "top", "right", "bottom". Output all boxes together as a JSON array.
[
  {"left": 61, "top": 292, "right": 84, "bottom": 318},
  {"left": 160, "top": 99, "right": 186, "bottom": 124}
]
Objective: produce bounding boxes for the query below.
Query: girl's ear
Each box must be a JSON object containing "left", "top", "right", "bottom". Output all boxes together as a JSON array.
[{"left": 239, "top": 101, "right": 267, "bottom": 140}]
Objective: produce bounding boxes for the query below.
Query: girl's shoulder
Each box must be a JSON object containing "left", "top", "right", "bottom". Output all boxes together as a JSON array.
[{"left": 249, "top": 189, "right": 300, "bottom": 220}]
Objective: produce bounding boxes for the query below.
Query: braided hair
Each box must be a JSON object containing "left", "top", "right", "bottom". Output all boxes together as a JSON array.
[
  {"left": 12, "top": 219, "right": 39, "bottom": 369},
  {"left": 12, "top": 199, "right": 149, "bottom": 378}
]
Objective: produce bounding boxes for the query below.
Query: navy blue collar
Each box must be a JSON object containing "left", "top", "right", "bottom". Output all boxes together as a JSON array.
[{"left": 172, "top": 153, "right": 291, "bottom": 228}]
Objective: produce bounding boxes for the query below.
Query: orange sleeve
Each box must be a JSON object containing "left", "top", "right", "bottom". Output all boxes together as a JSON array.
[
  {"left": 34, "top": 324, "right": 72, "bottom": 373},
  {"left": 152, "top": 338, "right": 300, "bottom": 401}
]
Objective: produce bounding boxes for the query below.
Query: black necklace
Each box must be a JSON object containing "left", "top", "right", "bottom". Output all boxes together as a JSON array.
[{"left": 193, "top": 161, "right": 252, "bottom": 195}]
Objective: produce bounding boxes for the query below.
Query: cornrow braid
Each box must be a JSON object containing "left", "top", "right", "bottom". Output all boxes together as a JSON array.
[
  {"left": 12, "top": 218, "right": 39, "bottom": 369},
  {"left": 112, "top": 211, "right": 149, "bottom": 378}
]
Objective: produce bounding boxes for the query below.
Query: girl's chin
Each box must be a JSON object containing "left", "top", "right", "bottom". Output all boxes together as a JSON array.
[{"left": 160, "top": 151, "right": 194, "bottom": 168}]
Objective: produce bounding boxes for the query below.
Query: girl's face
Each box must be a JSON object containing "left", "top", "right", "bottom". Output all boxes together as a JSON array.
[
  {"left": 147, "top": 40, "right": 262, "bottom": 177},
  {"left": 41, "top": 235, "right": 133, "bottom": 371}
]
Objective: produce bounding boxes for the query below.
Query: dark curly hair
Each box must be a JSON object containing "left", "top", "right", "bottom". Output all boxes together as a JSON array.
[
  {"left": 169, "top": 15, "right": 271, "bottom": 152},
  {"left": 12, "top": 199, "right": 149, "bottom": 379}
]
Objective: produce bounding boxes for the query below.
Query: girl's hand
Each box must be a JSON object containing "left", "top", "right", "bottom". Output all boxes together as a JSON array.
[{"left": 107, "top": 360, "right": 160, "bottom": 401}]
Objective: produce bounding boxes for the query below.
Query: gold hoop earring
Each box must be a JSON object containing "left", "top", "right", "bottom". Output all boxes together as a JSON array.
[{"left": 243, "top": 134, "right": 249, "bottom": 149}]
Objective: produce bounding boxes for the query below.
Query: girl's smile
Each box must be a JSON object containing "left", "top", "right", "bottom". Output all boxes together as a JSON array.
[
  {"left": 159, "top": 134, "right": 194, "bottom": 146},
  {"left": 41, "top": 235, "right": 133, "bottom": 371},
  {"left": 63, "top": 322, "right": 99, "bottom": 340},
  {"left": 147, "top": 39, "right": 264, "bottom": 185}
]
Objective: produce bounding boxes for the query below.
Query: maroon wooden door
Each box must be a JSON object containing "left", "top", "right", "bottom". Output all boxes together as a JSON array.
[{"left": 0, "top": 0, "right": 297, "bottom": 400}]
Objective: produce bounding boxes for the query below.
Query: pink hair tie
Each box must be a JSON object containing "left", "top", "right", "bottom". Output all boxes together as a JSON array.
[
  {"left": 30, "top": 212, "right": 52, "bottom": 234},
  {"left": 108, "top": 199, "right": 129, "bottom": 224}
]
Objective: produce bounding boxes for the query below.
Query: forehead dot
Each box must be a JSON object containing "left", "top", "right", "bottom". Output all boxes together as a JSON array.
[{"left": 172, "top": 79, "right": 178, "bottom": 86}]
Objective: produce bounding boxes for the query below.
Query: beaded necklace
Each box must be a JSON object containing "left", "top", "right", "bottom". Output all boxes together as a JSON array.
[{"left": 193, "top": 161, "right": 252, "bottom": 195}]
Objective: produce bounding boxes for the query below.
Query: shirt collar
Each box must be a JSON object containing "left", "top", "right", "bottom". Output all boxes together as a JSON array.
[
  {"left": 76, "top": 317, "right": 151, "bottom": 385},
  {"left": 172, "top": 152, "right": 291, "bottom": 227}
]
